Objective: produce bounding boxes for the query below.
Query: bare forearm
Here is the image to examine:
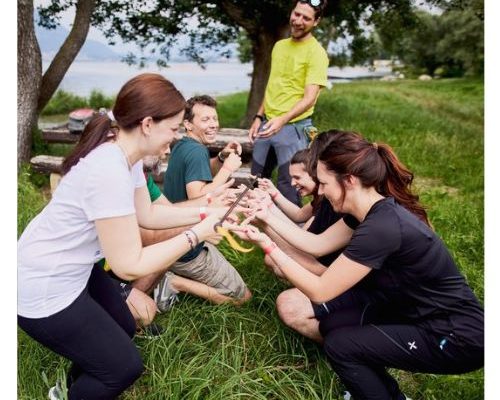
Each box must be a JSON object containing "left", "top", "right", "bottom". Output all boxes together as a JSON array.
[
  {"left": 113, "top": 233, "right": 194, "bottom": 281},
  {"left": 264, "top": 214, "right": 331, "bottom": 256},
  {"left": 281, "top": 97, "right": 316, "bottom": 124},
  {"left": 140, "top": 225, "right": 193, "bottom": 246},
  {"left": 266, "top": 247, "right": 326, "bottom": 301},
  {"left": 191, "top": 174, "right": 232, "bottom": 198},
  {"left": 265, "top": 226, "right": 327, "bottom": 276},
  {"left": 210, "top": 157, "right": 221, "bottom": 175},
  {"left": 139, "top": 205, "right": 202, "bottom": 229},
  {"left": 273, "top": 194, "right": 312, "bottom": 223}
]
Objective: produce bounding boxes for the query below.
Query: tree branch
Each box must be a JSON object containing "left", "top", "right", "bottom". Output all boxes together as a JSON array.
[
  {"left": 37, "top": 0, "right": 97, "bottom": 112},
  {"left": 219, "top": 0, "right": 258, "bottom": 35}
]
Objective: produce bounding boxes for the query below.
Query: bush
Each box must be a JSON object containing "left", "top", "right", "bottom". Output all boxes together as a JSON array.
[
  {"left": 41, "top": 90, "right": 88, "bottom": 116},
  {"left": 41, "top": 90, "right": 115, "bottom": 116},
  {"left": 88, "top": 90, "right": 115, "bottom": 110}
]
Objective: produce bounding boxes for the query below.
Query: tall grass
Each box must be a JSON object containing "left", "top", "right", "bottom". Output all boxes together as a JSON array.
[{"left": 19, "top": 78, "right": 484, "bottom": 399}]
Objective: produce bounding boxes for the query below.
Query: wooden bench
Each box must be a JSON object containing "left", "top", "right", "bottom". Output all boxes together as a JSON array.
[
  {"left": 30, "top": 155, "right": 253, "bottom": 194},
  {"left": 42, "top": 125, "right": 254, "bottom": 164}
]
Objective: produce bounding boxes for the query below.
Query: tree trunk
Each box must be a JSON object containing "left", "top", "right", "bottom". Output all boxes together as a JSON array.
[
  {"left": 37, "top": 0, "right": 97, "bottom": 113},
  {"left": 242, "top": 26, "right": 289, "bottom": 128},
  {"left": 17, "top": 0, "right": 42, "bottom": 166}
]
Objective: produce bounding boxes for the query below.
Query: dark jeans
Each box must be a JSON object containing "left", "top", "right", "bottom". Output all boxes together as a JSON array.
[
  {"left": 316, "top": 288, "right": 484, "bottom": 400},
  {"left": 18, "top": 265, "right": 144, "bottom": 400}
]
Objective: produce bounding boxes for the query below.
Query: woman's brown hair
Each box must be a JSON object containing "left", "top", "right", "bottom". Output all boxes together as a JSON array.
[
  {"left": 62, "top": 73, "right": 185, "bottom": 175},
  {"left": 317, "top": 130, "right": 430, "bottom": 226}
]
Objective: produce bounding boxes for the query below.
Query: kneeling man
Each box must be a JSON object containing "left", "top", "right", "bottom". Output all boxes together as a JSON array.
[{"left": 158, "top": 95, "right": 252, "bottom": 308}]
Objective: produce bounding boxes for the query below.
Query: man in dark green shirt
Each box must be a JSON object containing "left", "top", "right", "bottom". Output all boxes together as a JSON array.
[{"left": 160, "top": 95, "right": 252, "bottom": 308}]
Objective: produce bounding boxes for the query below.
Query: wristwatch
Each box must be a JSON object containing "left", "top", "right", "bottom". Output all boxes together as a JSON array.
[
  {"left": 254, "top": 114, "right": 264, "bottom": 121},
  {"left": 217, "top": 151, "right": 226, "bottom": 163}
]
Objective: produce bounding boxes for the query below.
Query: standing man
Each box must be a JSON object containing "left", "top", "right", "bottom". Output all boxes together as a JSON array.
[
  {"left": 249, "top": 0, "right": 329, "bottom": 206},
  {"left": 161, "top": 95, "right": 252, "bottom": 307}
]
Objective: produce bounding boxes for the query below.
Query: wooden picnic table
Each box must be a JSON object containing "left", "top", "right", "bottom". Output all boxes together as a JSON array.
[
  {"left": 35, "top": 124, "right": 255, "bottom": 193},
  {"left": 30, "top": 156, "right": 253, "bottom": 193},
  {"left": 42, "top": 125, "right": 254, "bottom": 163}
]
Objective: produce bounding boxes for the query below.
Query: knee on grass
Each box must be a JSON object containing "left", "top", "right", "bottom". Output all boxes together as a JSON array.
[{"left": 276, "top": 290, "right": 307, "bottom": 327}]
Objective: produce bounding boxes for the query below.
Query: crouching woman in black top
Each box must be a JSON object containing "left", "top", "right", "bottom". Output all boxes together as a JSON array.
[{"left": 233, "top": 130, "right": 483, "bottom": 400}]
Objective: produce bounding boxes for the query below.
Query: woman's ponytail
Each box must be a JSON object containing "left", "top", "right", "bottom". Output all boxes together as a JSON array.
[
  {"left": 62, "top": 73, "right": 186, "bottom": 175},
  {"left": 377, "top": 144, "right": 430, "bottom": 226},
  {"left": 61, "top": 112, "right": 116, "bottom": 175},
  {"left": 318, "top": 130, "right": 431, "bottom": 227}
]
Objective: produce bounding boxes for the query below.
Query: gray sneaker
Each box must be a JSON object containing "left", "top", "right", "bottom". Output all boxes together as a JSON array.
[
  {"left": 342, "top": 391, "right": 411, "bottom": 400},
  {"left": 153, "top": 271, "right": 179, "bottom": 312},
  {"left": 48, "top": 382, "right": 64, "bottom": 400}
]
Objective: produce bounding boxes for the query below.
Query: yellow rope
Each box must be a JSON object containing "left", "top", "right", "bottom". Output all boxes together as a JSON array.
[{"left": 216, "top": 226, "right": 254, "bottom": 253}]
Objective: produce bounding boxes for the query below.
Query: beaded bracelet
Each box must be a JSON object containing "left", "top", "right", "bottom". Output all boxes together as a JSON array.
[
  {"left": 184, "top": 231, "right": 195, "bottom": 251},
  {"left": 187, "top": 228, "right": 200, "bottom": 247}
]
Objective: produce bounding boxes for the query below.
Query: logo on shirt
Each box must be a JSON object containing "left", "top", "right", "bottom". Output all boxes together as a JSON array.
[{"left": 408, "top": 341, "right": 417, "bottom": 350}]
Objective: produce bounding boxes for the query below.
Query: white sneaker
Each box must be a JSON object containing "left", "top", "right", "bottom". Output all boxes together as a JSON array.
[
  {"left": 342, "top": 390, "right": 411, "bottom": 400},
  {"left": 48, "top": 382, "right": 64, "bottom": 400},
  {"left": 153, "top": 271, "right": 179, "bottom": 312}
]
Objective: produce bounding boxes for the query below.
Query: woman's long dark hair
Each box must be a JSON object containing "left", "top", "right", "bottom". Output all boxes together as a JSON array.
[
  {"left": 62, "top": 73, "right": 185, "bottom": 175},
  {"left": 317, "top": 130, "right": 430, "bottom": 226}
]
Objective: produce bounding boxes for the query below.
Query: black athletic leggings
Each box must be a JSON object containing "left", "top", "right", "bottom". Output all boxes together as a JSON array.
[
  {"left": 18, "top": 265, "right": 144, "bottom": 400},
  {"left": 316, "top": 288, "right": 484, "bottom": 400}
]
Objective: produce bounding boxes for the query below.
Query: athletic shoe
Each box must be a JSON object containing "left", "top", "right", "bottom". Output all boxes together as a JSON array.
[
  {"left": 342, "top": 391, "right": 412, "bottom": 400},
  {"left": 153, "top": 271, "right": 179, "bottom": 312},
  {"left": 48, "top": 382, "right": 64, "bottom": 400},
  {"left": 136, "top": 322, "right": 165, "bottom": 339}
]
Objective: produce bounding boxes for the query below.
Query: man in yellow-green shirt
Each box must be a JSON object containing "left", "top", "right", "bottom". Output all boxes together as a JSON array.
[{"left": 249, "top": 0, "right": 329, "bottom": 206}]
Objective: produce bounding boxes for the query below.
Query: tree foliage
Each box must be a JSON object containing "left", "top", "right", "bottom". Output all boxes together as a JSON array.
[
  {"left": 373, "top": 0, "right": 483, "bottom": 77},
  {"left": 37, "top": 1, "right": 431, "bottom": 123},
  {"left": 22, "top": 0, "right": 482, "bottom": 162}
]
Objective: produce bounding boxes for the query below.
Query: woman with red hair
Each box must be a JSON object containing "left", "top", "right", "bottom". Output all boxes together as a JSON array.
[{"left": 237, "top": 130, "right": 483, "bottom": 400}]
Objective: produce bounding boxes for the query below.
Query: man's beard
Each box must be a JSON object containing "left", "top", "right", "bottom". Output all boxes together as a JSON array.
[{"left": 290, "top": 25, "right": 312, "bottom": 40}]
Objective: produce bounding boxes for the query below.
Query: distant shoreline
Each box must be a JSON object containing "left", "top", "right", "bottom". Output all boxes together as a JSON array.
[{"left": 48, "top": 60, "right": 391, "bottom": 98}]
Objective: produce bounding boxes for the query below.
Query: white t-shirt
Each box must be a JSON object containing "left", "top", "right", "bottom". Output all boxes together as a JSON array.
[{"left": 18, "top": 143, "right": 146, "bottom": 318}]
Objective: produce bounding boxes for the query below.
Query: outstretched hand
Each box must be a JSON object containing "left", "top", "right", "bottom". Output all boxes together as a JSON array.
[
  {"left": 208, "top": 179, "right": 235, "bottom": 207},
  {"left": 226, "top": 224, "right": 270, "bottom": 246},
  {"left": 257, "top": 178, "right": 278, "bottom": 197}
]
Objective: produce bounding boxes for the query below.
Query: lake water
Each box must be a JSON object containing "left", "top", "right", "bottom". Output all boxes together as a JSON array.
[{"left": 46, "top": 60, "right": 391, "bottom": 98}]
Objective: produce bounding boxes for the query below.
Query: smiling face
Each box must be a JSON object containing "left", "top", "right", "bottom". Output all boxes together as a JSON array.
[
  {"left": 148, "top": 110, "right": 184, "bottom": 155},
  {"left": 289, "top": 162, "right": 316, "bottom": 197},
  {"left": 316, "top": 160, "right": 346, "bottom": 212},
  {"left": 289, "top": 2, "right": 320, "bottom": 41},
  {"left": 184, "top": 103, "right": 219, "bottom": 145}
]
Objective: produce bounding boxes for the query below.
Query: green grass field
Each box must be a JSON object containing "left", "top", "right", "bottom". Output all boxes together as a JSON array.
[{"left": 18, "top": 78, "right": 484, "bottom": 399}]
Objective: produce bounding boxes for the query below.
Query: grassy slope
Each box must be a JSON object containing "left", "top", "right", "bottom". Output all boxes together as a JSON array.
[{"left": 18, "top": 78, "right": 484, "bottom": 399}]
